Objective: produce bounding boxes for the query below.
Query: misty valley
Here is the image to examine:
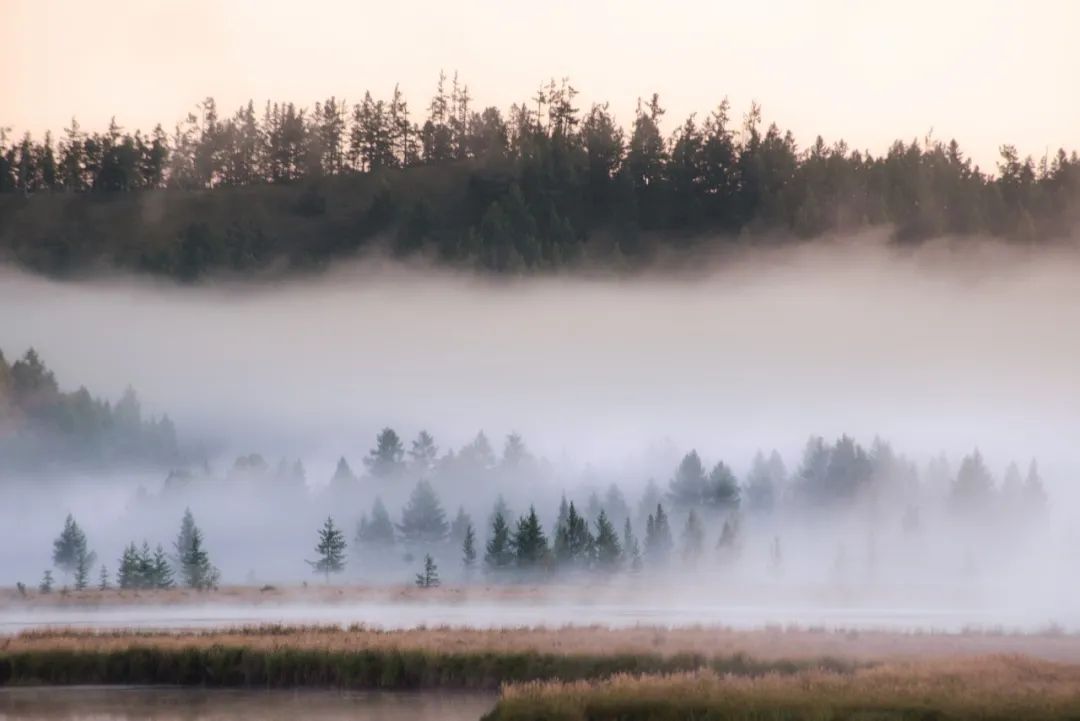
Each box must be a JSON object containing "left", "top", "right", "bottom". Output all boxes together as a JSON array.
[
  {"left": 4, "top": 17, "right": 1080, "bottom": 713},
  {"left": 0, "top": 341, "right": 1066, "bottom": 631}
]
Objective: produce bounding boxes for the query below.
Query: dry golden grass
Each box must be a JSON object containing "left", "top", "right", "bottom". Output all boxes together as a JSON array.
[
  {"left": 492, "top": 656, "right": 1080, "bottom": 720},
  {"left": 5, "top": 623, "right": 1080, "bottom": 664}
]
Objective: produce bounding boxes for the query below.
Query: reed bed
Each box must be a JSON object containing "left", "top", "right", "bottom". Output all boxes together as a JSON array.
[
  {"left": 0, "top": 625, "right": 852, "bottom": 690},
  {"left": 486, "top": 655, "right": 1080, "bottom": 720},
  {"left": 8, "top": 623, "right": 1080, "bottom": 662}
]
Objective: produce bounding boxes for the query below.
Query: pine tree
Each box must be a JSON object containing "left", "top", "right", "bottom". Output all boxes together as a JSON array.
[
  {"left": 644, "top": 503, "right": 673, "bottom": 565},
  {"left": 39, "top": 570, "right": 53, "bottom": 594},
  {"left": 553, "top": 501, "right": 593, "bottom": 568},
  {"left": 512, "top": 506, "right": 549, "bottom": 569},
  {"left": 705, "top": 461, "right": 740, "bottom": 510},
  {"left": 53, "top": 514, "right": 93, "bottom": 582},
  {"left": 73, "top": 543, "right": 96, "bottom": 590},
  {"left": 174, "top": 508, "right": 196, "bottom": 570},
  {"left": 364, "top": 427, "right": 405, "bottom": 478},
  {"left": 117, "top": 543, "right": 138, "bottom": 589},
  {"left": 137, "top": 541, "right": 154, "bottom": 587},
  {"left": 356, "top": 497, "right": 396, "bottom": 548},
  {"left": 462, "top": 523, "right": 477, "bottom": 568},
  {"left": 151, "top": 544, "right": 174, "bottom": 589},
  {"left": 408, "top": 430, "right": 438, "bottom": 472},
  {"left": 98, "top": 564, "right": 109, "bottom": 591},
  {"left": 716, "top": 517, "right": 740, "bottom": 561},
  {"left": 669, "top": 451, "right": 707, "bottom": 507},
  {"left": 681, "top": 509, "right": 704, "bottom": 564},
  {"left": 593, "top": 510, "right": 622, "bottom": 571},
  {"left": 484, "top": 511, "right": 514, "bottom": 572},
  {"left": 397, "top": 480, "right": 449, "bottom": 546},
  {"left": 449, "top": 506, "right": 472, "bottom": 547},
  {"left": 415, "top": 554, "right": 440, "bottom": 588},
  {"left": 308, "top": 516, "right": 347, "bottom": 582},
  {"left": 623, "top": 517, "right": 642, "bottom": 572},
  {"left": 175, "top": 511, "right": 219, "bottom": 590}
]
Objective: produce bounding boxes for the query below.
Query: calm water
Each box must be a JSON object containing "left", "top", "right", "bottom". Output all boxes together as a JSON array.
[
  {"left": 0, "top": 600, "right": 1070, "bottom": 634},
  {"left": 0, "top": 687, "right": 496, "bottom": 720}
]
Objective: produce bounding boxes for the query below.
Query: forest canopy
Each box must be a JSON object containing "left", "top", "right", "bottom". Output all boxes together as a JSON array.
[
  {"left": 0, "top": 347, "right": 178, "bottom": 471},
  {"left": 1, "top": 74, "right": 1078, "bottom": 280}
]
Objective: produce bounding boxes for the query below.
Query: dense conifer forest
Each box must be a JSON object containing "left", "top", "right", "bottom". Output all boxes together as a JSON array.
[
  {"left": 2, "top": 74, "right": 1078, "bottom": 279},
  {"left": 0, "top": 347, "right": 177, "bottom": 470}
]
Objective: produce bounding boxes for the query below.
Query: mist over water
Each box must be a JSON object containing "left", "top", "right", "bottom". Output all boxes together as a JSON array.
[{"left": 2, "top": 234, "right": 1079, "bottom": 631}]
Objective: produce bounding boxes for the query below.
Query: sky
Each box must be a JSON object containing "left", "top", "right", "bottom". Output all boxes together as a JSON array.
[{"left": 2, "top": 0, "right": 1078, "bottom": 170}]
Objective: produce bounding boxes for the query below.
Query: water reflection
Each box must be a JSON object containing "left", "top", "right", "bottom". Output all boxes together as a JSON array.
[{"left": 0, "top": 687, "right": 496, "bottom": 721}]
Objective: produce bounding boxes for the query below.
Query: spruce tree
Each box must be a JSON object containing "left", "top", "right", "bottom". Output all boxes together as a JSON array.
[
  {"left": 364, "top": 427, "right": 405, "bottom": 478},
  {"left": 39, "top": 570, "right": 53, "bottom": 594},
  {"left": 669, "top": 451, "right": 707, "bottom": 507},
  {"left": 593, "top": 510, "right": 622, "bottom": 570},
  {"left": 137, "top": 541, "right": 154, "bottom": 587},
  {"left": 98, "top": 564, "right": 109, "bottom": 591},
  {"left": 309, "top": 516, "right": 347, "bottom": 582},
  {"left": 553, "top": 501, "right": 593, "bottom": 568},
  {"left": 151, "top": 544, "right": 174, "bottom": 588},
  {"left": 623, "top": 517, "right": 642, "bottom": 572},
  {"left": 449, "top": 506, "right": 472, "bottom": 547},
  {"left": 681, "top": 509, "right": 704, "bottom": 564},
  {"left": 512, "top": 506, "right": 549, "bottom": 570},
  {"left": 175, "top": 512, "right": 219, "bottom": 590},
  {"left": 53, "top": 514, "right": 93, "bottom": 583},
  {"left": 174, "top": 508, "right": 196, "bottom": 570},
  {"left": 415, "top": 554, "right": 440, "bottom": 588},
  {"left": 356, "top": 497, "right": 396, "bottom": 548},
  {"left": 462, "top": 523, "right": 477, "bottom": 568},
  {"left": 705, "top": 461, "right": 741, "bottom": 511},
  {"left": 644, "top": 503, "right": 673, "bottom": 565},
  {"left": 484, "top": 511, "right": 514, "bottom": 572},
  {"left": 117, "top": 543, "right": 138, "bottom": 589},
  {"left": 397, "top": 480, "right": 449, "bottom": 546},
  {"left": 74, "top": 543, "right": 97, "bottom": 590}
]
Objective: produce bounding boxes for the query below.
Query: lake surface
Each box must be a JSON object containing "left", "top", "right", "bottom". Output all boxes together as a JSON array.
[
  {"left": 0, "top": 687, "right": 496, "bottom": 720},
  {"left": 0, "top": 599, "right": 1071, "bottom": 634}
]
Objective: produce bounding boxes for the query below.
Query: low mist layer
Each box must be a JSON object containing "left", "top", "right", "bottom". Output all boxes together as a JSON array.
[{"left": 1, "top": 236, "right": 1079, "bottom": 630}]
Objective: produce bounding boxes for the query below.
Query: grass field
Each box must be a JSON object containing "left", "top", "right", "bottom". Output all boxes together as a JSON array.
[
  {"left": 5, "top": 625, "right": 1080, "bottom": 717},
  {"left": 485, "top": 656, "right": 1080, "bottom": 720},
  {"left": 0, "top": 625, "right": 859, "bottom": 690}
]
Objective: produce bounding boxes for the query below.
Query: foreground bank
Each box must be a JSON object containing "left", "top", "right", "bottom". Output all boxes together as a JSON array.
[
  {"left": 0, "top": 626, "right": 851, "bottom": 690},
  {"left": 485, "top": 656, "right": 1080, "bottom": 721}
]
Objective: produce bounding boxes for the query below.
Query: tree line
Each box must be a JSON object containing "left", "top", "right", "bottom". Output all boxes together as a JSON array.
[
  {"left": 31, "top": 429, "right": 1047, "bottom": 592},
  {"left": 0, "top": 347, "right": 179, "bottom": 471},
  {"left": 34, "top": 508, "right": 218, "bottom": 594},
  {"left": 2, "top": 74, "right": 1078, "bottom": 279}
]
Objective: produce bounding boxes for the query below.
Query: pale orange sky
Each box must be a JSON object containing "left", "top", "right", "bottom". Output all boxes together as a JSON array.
[{"left": 2, "top": 0, "right": 1078, "bottom": 169}]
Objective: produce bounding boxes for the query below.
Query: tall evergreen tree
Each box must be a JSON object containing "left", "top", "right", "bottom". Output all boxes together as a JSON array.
[
  {"left": 623, "top": 517, "right": 642, "bottom": 572},
  {"left": 309, "top": 516, "right": 347, "bottom": 582},
  {"left": 681, "top": 509, "right": 704, "bottom": 564},
  {"left": 356, "top": 496, "right": 396, "bottom": 548},
  {"left": 553, "top": 500, "right": 593, "bottom": 568},
  {"left": 53, "top": 514, "right": 92, "bottom": 582},
  {"left": 462, "top": 523, "right": 477, "bottom": 569},
  {"left": 397, "top": 480, "right": 449, "bottom": 545},
  {"left": 484, "top": 511, "right": 514, "bottom": 572},
  {"left": 365, "top": 427, "right": 405, "bottom": 478},
  {"left": 669, "top": 451, "right": 707, "bottom": 507},
  {"left": 175, "top": 510, "right": 218, "bottom": 590},
  {"left": 512, "top": 506, "right": 549, "bottom": 569},
  {"left": 408, "top": 430, "right": 438, "bottom": 473},
  {"left": 593, "top": 510, "right": 622, "bottom": 571},
  {"left": 415, "top": 554, "right": 440, "bottom": 588},
  {"left": 704, "top": 461, "right": 740, "bottom": 510},
  {"left": 644, "top": 503, "right": 673, "bottom": 565}
]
